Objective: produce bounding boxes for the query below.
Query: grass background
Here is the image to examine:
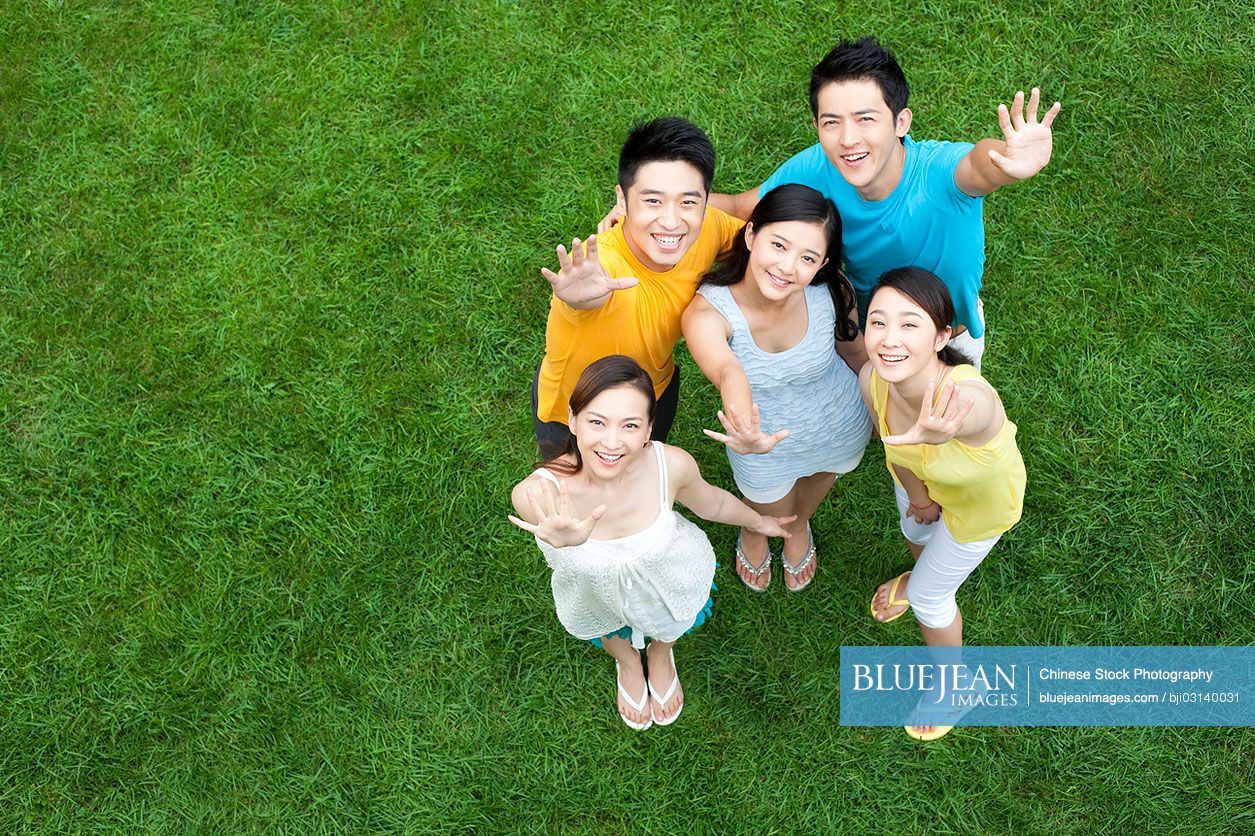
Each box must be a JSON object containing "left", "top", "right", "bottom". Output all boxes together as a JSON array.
[{"left": 2, "top": 0, "right": 1253, "bottom": 831}]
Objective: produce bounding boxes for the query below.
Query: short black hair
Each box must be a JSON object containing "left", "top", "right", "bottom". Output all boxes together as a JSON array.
[
  {"left": 809, "top": 36, "right": 909, "bottom": 119},
  {"left": 617, "top": 116, "right": 715, "bottom": 194}
]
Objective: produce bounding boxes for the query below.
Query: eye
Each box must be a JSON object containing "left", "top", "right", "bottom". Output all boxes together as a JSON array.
[
  {"left": 624, "top": 422, "right": 640, "bottom": 430},
  {"left": 803, "top": 255, "right": 817, "bottom": 264},
  {"left": 860, "top": 116, "right": 874, "bottom": 122},
  {"left": 682, "top": 199, "right": 698, "bottom": 206},
  {"left": 644, "top": 198, "right": 661, "bottom": 205},
  {"left": 589, "top": 418, "right": 604, "bottom": 426},
  {"left": 903, "top": 322, "right": 917, "bottom": 329}
]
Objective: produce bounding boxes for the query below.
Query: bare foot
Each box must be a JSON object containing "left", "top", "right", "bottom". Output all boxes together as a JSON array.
[
  {"left": 735, "top": 529, "right": 771, "bottom": 591},
  {"left": 646, "top": 643, "right": 683, "bottom": 724},
  {"left": 613, "top": 655, "right": 650, "bottom": 727},
  {"left": 871, "top": 571, "right": 912, "bottom": 621}
]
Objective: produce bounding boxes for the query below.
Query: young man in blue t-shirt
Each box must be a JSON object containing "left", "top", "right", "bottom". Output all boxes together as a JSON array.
[{"left": 709, "top": 37, "right": 1061, "bottom": 369}]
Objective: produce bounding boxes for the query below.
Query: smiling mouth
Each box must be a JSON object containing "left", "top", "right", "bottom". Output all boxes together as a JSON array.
[
  {"left": 594, "top": 451, "right": 624, "bottom": 464},
  {"left": 767, "top": 271, "right": 791, "bottom": 288},
  {"left": 651, "top": 233, "right": 683, "bottom": 251},
  {"left": 879, "top": 354, "right": 907, "bottom": 364},
  {"left": 841, "top": 152, "right": 869, "bottom": 163}
]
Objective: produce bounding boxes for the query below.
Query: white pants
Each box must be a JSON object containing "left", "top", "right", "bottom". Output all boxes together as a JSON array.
[
  {"left": 947, "top": 297, "right": 985, "bottom": 370},
  {"left": 894, "top": 484, "right": 1000, "bottom": 629}
]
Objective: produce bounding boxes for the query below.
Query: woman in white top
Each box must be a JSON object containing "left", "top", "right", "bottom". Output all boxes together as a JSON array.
[{"left": 510, "top": 355, "right": 793, "bottom": 730}]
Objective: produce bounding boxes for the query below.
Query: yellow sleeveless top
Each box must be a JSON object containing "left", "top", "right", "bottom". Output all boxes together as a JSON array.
[{"left": 870, "top": 364, "right": 1026, "bottom": 542}]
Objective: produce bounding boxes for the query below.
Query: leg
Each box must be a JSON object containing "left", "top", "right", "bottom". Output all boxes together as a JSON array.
[
  {"left": 649, "top": 366, "right": 681, "bottom": 442},
  {"left": 645, "top": 639, "right": 683, "bottom": 725},
  {"left": 902, "top": 520, "right": 999, "bottom": 735},
  {"left": 777, "top": 471, "right": 837, "bottom": 591},
  {"left": 871, "top": 484, "right": 934, "bottom": 620},
  {"left": 532, "top": 365, "right": 574, "bottom": 459},
  {"left": 600, "top": 635, "right": 650, "bottom": 729},
  {"left": 947, "top": 297, "right": 986, "bottom": 371}
]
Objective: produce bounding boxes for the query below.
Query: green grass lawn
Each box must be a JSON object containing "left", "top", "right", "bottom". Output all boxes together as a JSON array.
[{"left": 2, "top": 0, "right": 1253, "bottom": 831}]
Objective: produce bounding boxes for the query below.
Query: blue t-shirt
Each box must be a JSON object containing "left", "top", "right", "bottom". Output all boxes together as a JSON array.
[{"left": 759, "top": 135, "right": 986, "bottom": 338}]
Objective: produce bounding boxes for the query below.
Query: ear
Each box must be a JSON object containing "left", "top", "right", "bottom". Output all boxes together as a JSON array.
[
  {"left": 934, "top": 325, "right": 952, "bottom": 352},
  {"left": 568, "top": 408, "right": 577, "bottom": 435},
  {"left": 895, "top": 107, "right": 913, "bottom": 139},
  {"left": 615, "top": 184, "right": 626, "bottom": 205},
  {"left": 818, "top": 257, "right": 830, "bottom": 271},
  {"left": 743, "top": 221, "right": 756, "bottom": 250}
]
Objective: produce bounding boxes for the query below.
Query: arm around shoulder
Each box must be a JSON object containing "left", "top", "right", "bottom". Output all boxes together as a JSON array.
[{"left": 709, "top": 188, "right": 760, "bottom": 221}]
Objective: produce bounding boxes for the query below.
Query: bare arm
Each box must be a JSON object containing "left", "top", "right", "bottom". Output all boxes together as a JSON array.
[
  {"left": 682, "top": 296, "right": 789, "bottom": 455},
  {"left": 836, "top": 330, "right": 869, "bottom": 374},
  {"left": 709, "top": 188, "right": 760, "bottom": 221},
  {"left": 666, "top": 446, "right": 794, "bottom": 537},
  {"left": 955, "top": 87, "right": 1062, "bottom": 198}
]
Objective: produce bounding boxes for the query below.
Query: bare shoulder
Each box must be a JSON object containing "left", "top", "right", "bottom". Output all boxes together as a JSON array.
[{"left": 660, "top": 442, "right": 700, "bottom": 484}]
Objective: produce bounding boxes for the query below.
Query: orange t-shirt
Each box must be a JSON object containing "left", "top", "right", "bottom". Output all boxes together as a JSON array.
[{"left": 535, "top": 207, "right": 743, "bottom": 423}]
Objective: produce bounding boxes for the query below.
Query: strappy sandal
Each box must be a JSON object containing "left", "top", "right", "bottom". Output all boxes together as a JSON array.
[
  {"left": 781, "top": 525, "right": 816, "bottom": 593},
  {"left": 734, "top": 530, "right": 771, "bottom": 593}
]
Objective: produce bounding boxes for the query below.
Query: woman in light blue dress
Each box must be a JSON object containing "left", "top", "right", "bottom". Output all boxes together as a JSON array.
[{"left": 682, "top": 184, "right": 871, "bottom": 592}]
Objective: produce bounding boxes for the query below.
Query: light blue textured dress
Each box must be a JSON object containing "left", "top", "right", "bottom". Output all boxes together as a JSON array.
[{"left": 696, "top": 283, "right": 872, "bottom": 503}]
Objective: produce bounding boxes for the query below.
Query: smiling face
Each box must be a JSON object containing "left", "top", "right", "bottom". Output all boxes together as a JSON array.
[
  {"left": 568, "top": 384, "right": 653, "bottom": 477},
  {"left": 864, "top": 286, "right": 950, "bottom": 383},
  {"left": 743, "top": 219, "right": 830, "bottom": 301},
  {"left": 615, "top": 160, "right": 708, "bottom": 272},
  {"left": 813, "top": 78, "right": 912, "bottom": 201}
]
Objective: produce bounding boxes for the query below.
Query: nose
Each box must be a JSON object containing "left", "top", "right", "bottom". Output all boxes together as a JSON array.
[
  {"left": 661, "top": 201, "right": 679, "bottom": 228},
  {"left": 779, "top": 252, "right": 797, "bottom": 275},
  {"left": 838, "top": 120, "right": 856, "bottom": 147},
  {"left": 606, "top": 426, "right": 621, "bottom": 448}
]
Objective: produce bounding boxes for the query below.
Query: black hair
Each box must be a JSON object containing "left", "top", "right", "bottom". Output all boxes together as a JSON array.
[
  {"left": 869, "top": 267, "right": 973, "bottom": 367},
  {"left": 809, "top": 36, "right": 910, "bottom": 120},
  {"left": 701, "top": 183, "right": 858, "bottom": 342},
  {"left": 539, "top": 355, "right": 657, "bottom": 477},
  {"left": 617, "top": 116, "right": 716, "bottom": 194}
]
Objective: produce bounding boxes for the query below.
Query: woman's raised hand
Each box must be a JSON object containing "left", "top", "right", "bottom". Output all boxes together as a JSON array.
[
  {"left": 882, "top": 379, "right": 975, "bottom": 446},
  {"left": 703, "top": 403, "right": 789, "bottom": 455},
  {"left": 508, "top": 478, "right": 605, "bottom": 548}
]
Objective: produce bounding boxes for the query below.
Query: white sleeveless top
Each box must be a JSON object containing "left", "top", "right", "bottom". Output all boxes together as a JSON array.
[{"left": 532, "top": 442, "right": 717, "bottom": 648}]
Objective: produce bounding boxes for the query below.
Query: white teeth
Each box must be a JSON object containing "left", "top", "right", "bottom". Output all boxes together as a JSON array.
[
  {"left": 595, "top": 452, "right": 623, "bottom": 463},
  {"left": 654, "top": 234, "right": 681, "bottom": 245},
  {"left": 880, "top": 354, "right": 906, "bottom": 362},
  {"left": 843, "top": 152, "right": 869, "bottom": 162}
]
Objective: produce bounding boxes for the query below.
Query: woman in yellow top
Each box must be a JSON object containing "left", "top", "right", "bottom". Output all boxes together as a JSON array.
[{"left": 858, "top": 267, "right": 1026, "bottom": 741}]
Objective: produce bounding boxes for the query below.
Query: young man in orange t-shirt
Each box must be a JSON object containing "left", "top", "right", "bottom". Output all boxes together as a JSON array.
[{"left": 532, "top": 117, "right": 743, "bottom": 459}]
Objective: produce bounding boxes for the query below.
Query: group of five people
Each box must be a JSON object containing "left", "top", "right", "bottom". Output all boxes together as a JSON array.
[{"left": 510, "top": 36, "right": 1058, "bottom": 740}]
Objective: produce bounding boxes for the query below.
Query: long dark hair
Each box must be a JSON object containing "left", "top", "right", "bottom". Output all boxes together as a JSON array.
[
  {"left": 869, "top": 267, "right": 973, "bottom": 367},
  {"left": 701, "top": 183, "right": 858, "bottom": 342},
  {"left": 539, "top": 355, "right": 658, "bottom": 477}
]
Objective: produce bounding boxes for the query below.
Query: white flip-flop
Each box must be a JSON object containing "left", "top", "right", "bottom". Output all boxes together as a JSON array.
[{"left": 615, "top": 661, "right": 652, "bottom": 731}]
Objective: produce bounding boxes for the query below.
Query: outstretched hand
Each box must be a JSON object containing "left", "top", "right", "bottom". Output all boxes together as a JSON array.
[
  {"left": 988, "top": 87, "right": 1061, "bottom": 182},
  {"left": 703, "top": 403, "right": 789, "bottom": 455},
  {"left": 882, "top": 379, "right": 975, "bottom": 446},
  {"left": 508, "top": 479, "right": 604, "bottom": 548},
  {"left": 540, "top": 236, "right": 639, "bottom": 307}
]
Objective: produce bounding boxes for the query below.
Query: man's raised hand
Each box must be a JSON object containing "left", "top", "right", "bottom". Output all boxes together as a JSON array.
[
  {"left": 988, "top": 87, "right": 1061, "bottom": 182},
  {"left": 540, "top": 236, "right": 638, "bottom": 309}
]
